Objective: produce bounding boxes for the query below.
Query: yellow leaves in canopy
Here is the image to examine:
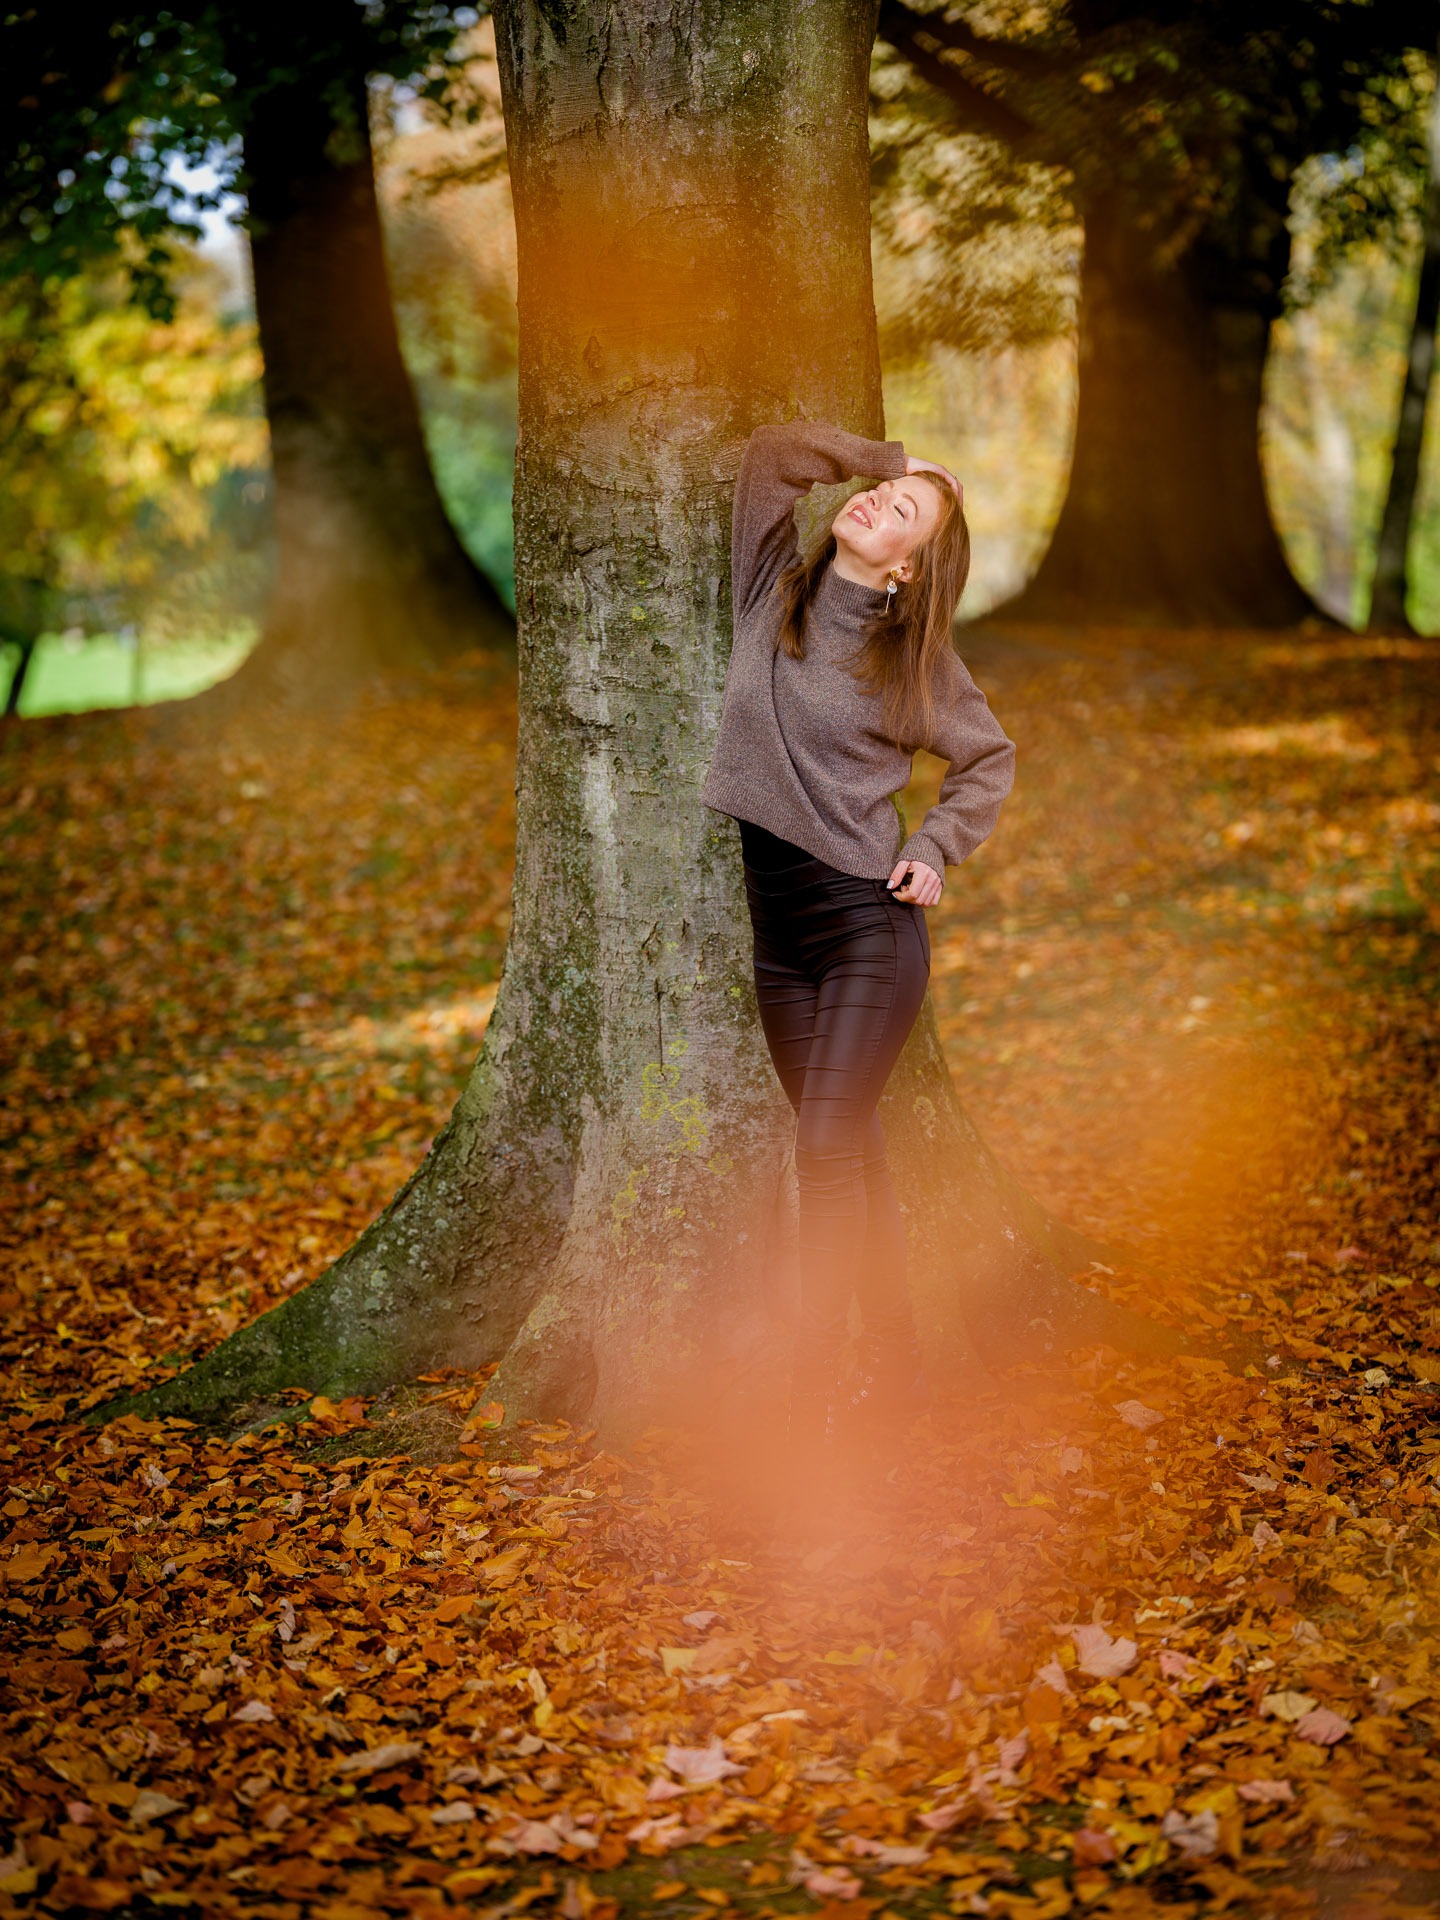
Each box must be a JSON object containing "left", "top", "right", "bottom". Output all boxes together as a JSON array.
[{"left": 0, "top": 256, "right": 265, "bottom": 598}]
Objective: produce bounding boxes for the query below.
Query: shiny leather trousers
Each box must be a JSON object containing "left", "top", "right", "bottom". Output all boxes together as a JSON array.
[{"left": 739, "top": 819, "right": 931, "bottom": 1382}]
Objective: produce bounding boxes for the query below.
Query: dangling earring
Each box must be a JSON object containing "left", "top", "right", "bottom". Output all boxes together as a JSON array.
[{"left": 885, "top": 567, "right": 902, "bottom": 607}]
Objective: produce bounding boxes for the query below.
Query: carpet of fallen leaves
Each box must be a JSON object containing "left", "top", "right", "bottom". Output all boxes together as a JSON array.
[{"left": 2, "top": 627, "right": 1439, "bottom": 1920}]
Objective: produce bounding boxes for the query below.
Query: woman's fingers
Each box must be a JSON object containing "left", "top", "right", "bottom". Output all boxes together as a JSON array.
[
  {"left": 905, "top": 456, "right": 964, "bottom": 508},
  {"left": 887, "top": 859, "right": 943, "bottom": 906}
]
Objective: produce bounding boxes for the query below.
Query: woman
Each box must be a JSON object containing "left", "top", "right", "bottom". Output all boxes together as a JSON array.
[{"left": 701, "top": 419, "right": 1016, "bottom": 1454}]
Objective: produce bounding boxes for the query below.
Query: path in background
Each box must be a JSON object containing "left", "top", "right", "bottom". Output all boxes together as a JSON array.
[{"left": 1, "top": 629, "right": 1437, "bottom": 1917}]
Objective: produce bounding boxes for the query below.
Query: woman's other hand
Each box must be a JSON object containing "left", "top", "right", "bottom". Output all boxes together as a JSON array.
[
  {"left": 904, "top": 455, "right": 963, "bottom": 510},
  {"left": 886, "top": 859, "right": 943, "bottom": 907}
]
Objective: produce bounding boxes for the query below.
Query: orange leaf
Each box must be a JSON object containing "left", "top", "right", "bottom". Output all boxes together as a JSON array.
[
  {"left": 1023, "top": 1684, "right": 1065, "bottom": 1727},
  {"left": 433, "top": 1594, "right": 476, "bottom": 1624}
]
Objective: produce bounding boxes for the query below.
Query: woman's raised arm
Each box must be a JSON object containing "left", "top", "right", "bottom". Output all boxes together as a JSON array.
[{"left": 731, "top": 420, "right": 906, "bottom": 619}]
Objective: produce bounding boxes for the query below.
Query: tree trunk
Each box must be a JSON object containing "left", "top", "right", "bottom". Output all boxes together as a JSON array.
[
  {"left": 996, "top": 194, "right": 1322, "bottom": 630},
  {"left": 1291, "top": 306, "right": 1358, "bottom": 621},
  {"left": 0, "top": 575, "right": 48, "bottom": 717},
  {"left": 101, "top": 0, "right": 1185, "bottom": 1449},
  {"left": 2, "top": 632, "right": 38, "bottom": 716},
  {"left": 203, "top": 29, "right": 516, "bottom": 712},
  {"left": 1368, "top": 31, "right": 1440, "bottom": 637}
]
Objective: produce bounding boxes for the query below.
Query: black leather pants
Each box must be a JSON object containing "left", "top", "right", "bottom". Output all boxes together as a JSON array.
[{"left": 739, "top": 818, "right": 931, "bottom": 1381}]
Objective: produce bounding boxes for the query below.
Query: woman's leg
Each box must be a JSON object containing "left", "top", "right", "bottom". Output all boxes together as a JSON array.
[
  {"left": 743, "top": 840, "right": 930, "bottom": 1410},
  {"left": 853, "top": 1110, "right": 918, "bottom": 1345},
  {"left": 750, "top": 1014, "right": 913, "bottom": 1347},
  {"left": 752, "top": 967, "right": 916, "bottom": 1350},
  {"left": 789, "top": 887, "right": 930, "bottom": 1383}
]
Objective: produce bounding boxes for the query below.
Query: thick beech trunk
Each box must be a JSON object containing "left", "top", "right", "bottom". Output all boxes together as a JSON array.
[
  {"left": 996, "top": 195, "right": 1320, "bottom": 630},
  {"left": 208, "top": 34, "right": 515, "bottom": 710},
  {"left": 104, "top": 0, "right": 1183, "bottom": 1448},
  {"left": 1368, "top": 32, "right": 1440, "bottom": 637}
]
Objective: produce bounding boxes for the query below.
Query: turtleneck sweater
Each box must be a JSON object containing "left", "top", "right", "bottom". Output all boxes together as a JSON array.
[{"left": 700, "top": 420, "right": 1017, "bottom": 882}]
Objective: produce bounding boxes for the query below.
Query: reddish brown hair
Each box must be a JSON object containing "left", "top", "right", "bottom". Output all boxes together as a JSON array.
[{"left": 774, "top": 472, "right": 970, "bottom": 749}]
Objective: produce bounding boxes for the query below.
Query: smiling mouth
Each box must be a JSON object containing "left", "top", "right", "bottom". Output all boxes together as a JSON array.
[{"left": 848, "top": 504, "right": 872, "bottom": 529}]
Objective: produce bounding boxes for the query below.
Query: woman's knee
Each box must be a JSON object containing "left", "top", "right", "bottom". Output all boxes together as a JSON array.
[{"left": 793, "top": 1125, "right": 866, "bottom": 1198}]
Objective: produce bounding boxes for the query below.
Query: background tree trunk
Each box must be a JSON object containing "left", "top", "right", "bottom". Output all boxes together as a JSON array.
[
  {"left": 996, "top": 197, "right": 1321, "bottom": 629},
  {"left": 1368, "top": 30, "right": 1440, "bottom": 637},
  {"left": 0, "top": 575, "right": 48, "bottom": 718},
  {"left": 102, "top": 0, "right": 1183, "bottom": 1448},
  {"left": 205, "top": 32, "right": 516, "bottom": 711},
  {"left": 2, "top": 635, "right": 36, "bottom": 716},
  {"left": 1292, "top": 306, "right": 1359, "bottom": 620},
  {"left": 875, "top": 4, "right": 1329, "bottom": 632}
]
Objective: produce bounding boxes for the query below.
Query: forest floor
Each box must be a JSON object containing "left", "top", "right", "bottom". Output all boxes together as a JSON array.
[{"left": 1, "top": 623, "right": 1438, "bottom": 1919}]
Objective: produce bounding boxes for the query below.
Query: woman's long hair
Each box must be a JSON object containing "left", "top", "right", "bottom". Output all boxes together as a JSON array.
[{"left": 774, "top": 472, "right": 970, "bottom": 751}]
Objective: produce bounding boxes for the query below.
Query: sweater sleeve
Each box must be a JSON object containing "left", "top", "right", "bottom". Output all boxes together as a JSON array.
[
  {"left": 897, "top": 654, "right": 1017, "bottom": 878},
  {"left": 731, "top": 420, "right": 907, "bottom": 619}
]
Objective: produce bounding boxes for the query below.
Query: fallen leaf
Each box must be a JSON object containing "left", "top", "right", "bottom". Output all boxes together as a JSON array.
[
  {"left": 230, "top": 1699, "right": 276, "bottom": 1723},
  {"left": 1073, "top": 1623, "right": 1138, "bottom": 1677},
  {"left": 1162, "top": 1807, "right": 1218, "bottom": 1860},
  {"left": 1072, "top": 1828, "right": 1118, "bottom": 1866},
  {"left": 1260, "top": 1691, "right": 1318, "bottom": 1722},
  {"left": 128, "top": 1790, "right": 187, "bottom": 1824},
  {"left": 1295, "top": 1706, "right": 1351, "bottom": 1745},
  {"left": 1238, "top": 1780, "right": 1294, "bottom": 1803},
  {"left": 917, "top": 1802, "right": 967, "bottom": 1832},
  {"left": 1114, "top": 1399, "right": 1164, "bottom": 1430},
  {"left": 803, "top": 1868, "right": 862, "bottom": 1901},
  {"left": 1034, "top": 1657, "right": 1072, "bottom": 1695},
  {"left": 332, "top": 1741, "right": 425, "bottom": 1776},
  {"left": 664, "top": 1739, "right": 742, "bottom": 1785}
]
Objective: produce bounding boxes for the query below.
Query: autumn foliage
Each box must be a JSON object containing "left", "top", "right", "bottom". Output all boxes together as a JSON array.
[{"left": 3, "top": 626, "right": 1439, "bottom": 1917}]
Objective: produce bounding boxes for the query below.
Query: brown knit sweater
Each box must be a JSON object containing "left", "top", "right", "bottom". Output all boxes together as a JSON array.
[{"left": 701, "top": 421, "right": 1016, "bottom": 881}]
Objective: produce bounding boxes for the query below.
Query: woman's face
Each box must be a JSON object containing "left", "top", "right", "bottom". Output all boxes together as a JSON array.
[{"left": 830, "top": 475, "right": 943, "bottom": 580}]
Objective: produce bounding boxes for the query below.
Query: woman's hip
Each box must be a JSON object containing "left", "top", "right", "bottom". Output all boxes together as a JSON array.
[{"left": 745, "top": 859, "right": 930, "bottom": 978}]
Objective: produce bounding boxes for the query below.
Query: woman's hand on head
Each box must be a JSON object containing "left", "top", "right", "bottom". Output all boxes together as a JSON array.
[
  {"left": 886, "top": 858, "right": 943, "bottom": 907},
  {"left": 905, "top": 456, "right": 963, "bottom": 511}
]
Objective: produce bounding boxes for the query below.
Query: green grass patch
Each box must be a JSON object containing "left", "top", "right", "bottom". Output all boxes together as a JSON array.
[{"left": 2, "top": 628, "right": 256, "bottom": 716}]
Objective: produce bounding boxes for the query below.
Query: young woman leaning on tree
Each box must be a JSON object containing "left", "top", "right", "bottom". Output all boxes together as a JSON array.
[{"left": 702, "top": 419, "right": 1016, "bottom": 1459}]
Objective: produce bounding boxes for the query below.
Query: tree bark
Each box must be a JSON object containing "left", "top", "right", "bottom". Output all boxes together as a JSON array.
[
  {"left": 203, "top": 28, "right": 516, "bottom": 711},
  {"left": 1368, "top": 32, "right": 1440, "bottom": 637},
  {"left": 995, "top": 195, "right": 1322, "bottom": 630},
  {"left": 100, "top": 0, "right": 1185, "bottom": 1449}
]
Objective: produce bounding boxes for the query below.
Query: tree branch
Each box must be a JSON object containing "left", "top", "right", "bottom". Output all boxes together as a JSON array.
[
  {"left": 876, "top": 0, "right": 1063, "bottom": 160},
  {"left": 883, "top": 0, "right": 1063, "bottom": 75}
]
